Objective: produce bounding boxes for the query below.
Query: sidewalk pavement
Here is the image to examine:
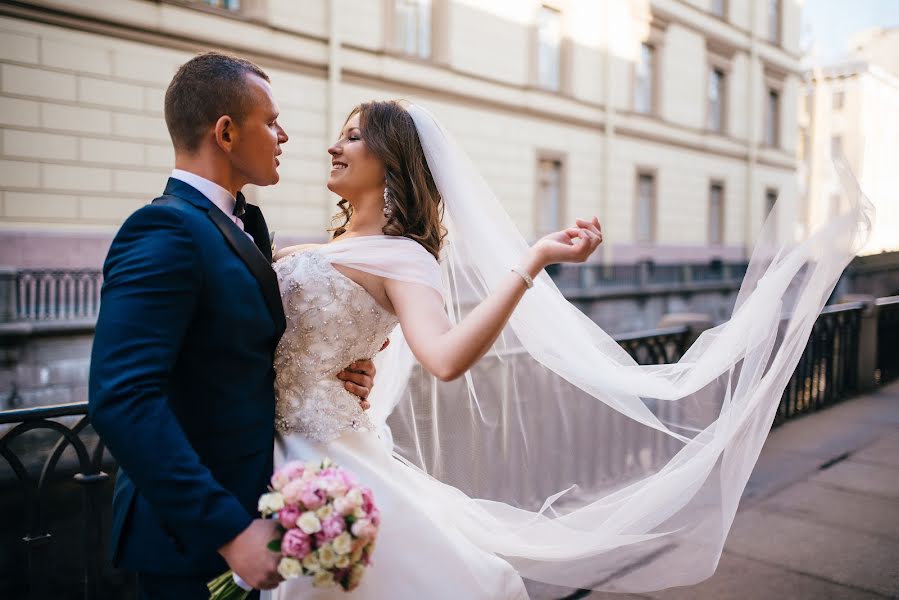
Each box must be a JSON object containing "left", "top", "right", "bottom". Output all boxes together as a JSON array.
[{"left": 532, "top": 380, "right": 899, "bottom": 600}]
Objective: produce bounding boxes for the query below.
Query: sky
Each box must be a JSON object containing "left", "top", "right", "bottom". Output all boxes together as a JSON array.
[{"left": 801, "top": 0, "right": 899, "bottom": 65}]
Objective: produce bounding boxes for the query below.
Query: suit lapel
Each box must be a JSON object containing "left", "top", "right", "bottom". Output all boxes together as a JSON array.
[{"left": 159, "top": 178, "right": 286, "bottom": 337}]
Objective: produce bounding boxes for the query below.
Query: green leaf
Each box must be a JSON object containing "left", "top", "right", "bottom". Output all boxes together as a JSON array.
[{"left": 267, "top": 538, "right": 282, "bottom": 552}]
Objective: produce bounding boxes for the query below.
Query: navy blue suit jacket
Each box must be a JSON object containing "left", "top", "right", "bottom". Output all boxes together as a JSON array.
[{"left": 89, "top": 178, "right": 286, "bottom": 576}]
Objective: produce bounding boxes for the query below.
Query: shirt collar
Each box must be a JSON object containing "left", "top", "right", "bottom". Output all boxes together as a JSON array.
[{"left": 170, "top": 169, "right": 237, "bottom": 217}]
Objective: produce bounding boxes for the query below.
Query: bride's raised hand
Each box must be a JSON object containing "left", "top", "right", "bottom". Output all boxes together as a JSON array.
[{"left": 530, "top": 216, "right": 603, "bottom": 267}]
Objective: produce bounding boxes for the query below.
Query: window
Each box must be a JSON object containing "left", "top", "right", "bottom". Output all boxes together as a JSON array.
[
  {"left": 635, "top": 43, "right": 655, "bottom": 114},
  {"left": 536, "top": 158, "right": 563, "bottom": 237},
  {"left": 768, "top": 0, "right": 781, "bottom": 43},
  {"left": 766, "top": 88, "right": 780, "bottom": 147},
  {"left": 833, "top": 90, "right": 844, "bottom": 110},
  {"left": 636, "top": 172, "right": 656, "bottom": 243},
  {"left": 708, "top": 67, "right": 726, "bottom": 132},
  {"left": 711, "top": 0, "right": 726, "bottom": 18},
  {"left": 191, "top": 0, "right": 240, "bottom": 9},
  {"left": 831, "top": 135, "right": 843, "bottom": 158},
  {"left": 765, "top": 188, "right": 778, "bottom": 216},
  {"left": 536, "top": 5, "right": 562, "bottom": 91},
  {"left": 395, "top": 0, "right": 432, "bottom": 59},
  {"left": 709, "top": 182, "right": 725, "bottom": 245}
]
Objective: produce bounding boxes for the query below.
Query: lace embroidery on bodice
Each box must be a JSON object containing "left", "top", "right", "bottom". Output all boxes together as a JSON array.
[{"left": 273, "top": 250, "right": 399, "bottom": 442}]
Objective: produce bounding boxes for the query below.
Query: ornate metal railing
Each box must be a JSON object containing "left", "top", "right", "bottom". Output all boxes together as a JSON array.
[
  {"left": 11, "top": 270, "right": 103, "bottom": 322},
  {"left": 774, "top": 302, "right": 863, "bottom": 426},
  {"left": 615, "top": 326, "right": 689, "bottom": 364},
  {"left": 876, "top": 296, "right": 899, "bottom": 384},
  {"left": 0, "top": 402, "right": 131, "bottom": 599}
]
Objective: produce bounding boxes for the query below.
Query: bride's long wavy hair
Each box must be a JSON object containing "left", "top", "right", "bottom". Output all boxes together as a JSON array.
[{"left": 330, "top": 100, "right": 447, "bottom": 261}]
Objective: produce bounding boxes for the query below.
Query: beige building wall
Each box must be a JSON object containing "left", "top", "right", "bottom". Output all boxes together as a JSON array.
[
  {"left": 0, "top": 0, "right": 801, "bottom": 269},
  {"left": 800, "top": 58, "right": 899, "bottom": 255}
]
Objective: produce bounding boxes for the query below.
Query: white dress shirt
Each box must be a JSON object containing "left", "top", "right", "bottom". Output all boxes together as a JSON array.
[{"left": 170, "top": 169, "right": 253, "bottom": 240}]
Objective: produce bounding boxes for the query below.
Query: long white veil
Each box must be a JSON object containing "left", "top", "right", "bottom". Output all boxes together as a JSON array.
[{"left": 347, "top": 104, "right": 874, "bottom": 593}]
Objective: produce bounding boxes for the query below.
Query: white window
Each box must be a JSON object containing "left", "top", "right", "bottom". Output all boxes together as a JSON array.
[
  {"left": 636, "top": 172, "right": 655, "bottom": 243},
  {"left": 766, "top": 88, "right": 780, "bottom": 146},
  {"left": 537, "top": 5, "right": 562, "bottom": 91},
  {"left": 197, "top": 0, "right": 240, "bottom": 9},
  {"left": 766, "top": 188, "right": 778, "bottom": 216},
  {"left": 709, "top": 182, "right": 724, "bottom": 245},
  {"left": 832, "top": 90, "right": 844, "bottom": 110},
  {"left": 831, "top": 135, "right": 843, "bottom": 157},
  {"left": 635, "top": 43, "right": 655, "bottom": 114},
  {"left": 708, "top": 67, "right": 725, "bottom": 132},
  {"left": 536, "top": 158, "right": 563, "bottom": 236},
  {"left": 768, "top": 0, "right": 780, "bottom": 43},
  {"left": 711, "top": 0, "right": 726, "bottom": 17},
  {"left": 395, "top": 0, "right": 432, "bottom": 59}
]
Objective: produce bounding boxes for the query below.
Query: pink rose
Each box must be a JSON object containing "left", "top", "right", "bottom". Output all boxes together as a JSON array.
[
  {"left": 281, "top": 480, "right": 305, "bottom": 505},
  {"left": 361, "top": 488, "right": 375, "bottom": 514},
  {"left": 350, "top": 518, "right": 377, "bottom": 542},
  {"left": 300, "top": 483, "right": 326, "bottom": 510},
  {"left": 338, "top": 468, "right": 358, "bottom": 488},
  {"left": 279, "top": 505, "right": 301, "bottom": 529},
  {"left": 281, "top": 528, "right": 312, "bottom": 559},
  {"left": 320, "top": 514, "right": 346, "bottom": 541}
]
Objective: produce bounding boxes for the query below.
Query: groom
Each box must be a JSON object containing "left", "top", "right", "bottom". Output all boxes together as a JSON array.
[{"left": 89, "top": 52, "right": 377, "bottom": 599}]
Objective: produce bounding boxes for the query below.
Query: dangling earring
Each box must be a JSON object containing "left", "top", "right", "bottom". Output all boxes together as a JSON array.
[{"left": 383, "top": 177, "right": 395, "bottom": 219}]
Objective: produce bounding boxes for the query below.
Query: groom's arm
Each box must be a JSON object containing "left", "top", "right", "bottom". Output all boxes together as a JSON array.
[{"left": 89, "top": 204, "right": 252, "bottom": 555}]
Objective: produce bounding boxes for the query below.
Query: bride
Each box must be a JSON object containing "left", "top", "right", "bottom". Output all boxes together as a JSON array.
[{"left": 266, "top": 100, "right": 870, "bottom": 598}]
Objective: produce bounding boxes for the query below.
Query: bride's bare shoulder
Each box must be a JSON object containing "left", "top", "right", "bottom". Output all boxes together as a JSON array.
[{"left": 273, "top": 243, "right": 322, "bottom": 262}]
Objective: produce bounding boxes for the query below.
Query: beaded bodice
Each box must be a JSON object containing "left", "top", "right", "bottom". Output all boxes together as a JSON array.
[{"left": 272, "top": 250, "right": 398, "bottom": 442}]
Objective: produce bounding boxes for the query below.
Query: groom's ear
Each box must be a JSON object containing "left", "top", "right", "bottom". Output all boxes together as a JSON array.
[{"left": 214, "top": 115, "right": 236, "bottom": 153}]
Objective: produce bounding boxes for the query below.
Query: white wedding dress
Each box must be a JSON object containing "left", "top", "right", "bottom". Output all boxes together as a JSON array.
[{"left": 266, "top": 247, "right": 529, "bottom": 600}]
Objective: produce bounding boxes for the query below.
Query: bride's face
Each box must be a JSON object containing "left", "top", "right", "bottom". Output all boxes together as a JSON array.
[{"left": 327, "top": 112, "right": 385, "bottom": 202}]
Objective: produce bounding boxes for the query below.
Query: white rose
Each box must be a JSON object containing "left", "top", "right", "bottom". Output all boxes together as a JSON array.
[
  {"left": 316, "top": 505, "right": 334, "bottom": 520},
  {"left": 297, "top": 511, "right": 322, "bottom": 535},
  {"left": 352, "top": 507, "right": 366, "bottom": 519},
  {"left": 317, "top": 543, "right": 336, "bottom": 569},
  {"left": 301, "top": 552, "right": 321, "bottom": 573},
  {"left": 257, "top": 492, "right": 284, "bottom": 516},
  {"left": 313, "top": 571, "right": 336, "bottom": 588},
  {"left": 347, "top": 564, "right": 365, "bottom": 590},
  {"left": 335, "top": 554, "right": 350, "bottom": 569},
  {"left": 334, "top": 497, "right": 354, "bottom": 516},
  {"left": 332, "top": 532, "right": 353, "bottom": 555},
  {"left": 277, "top": 557, "right": 302, "bottom": 579},
  {"left": 351, "top": 545, "right": 364, "bottom": 564},
  {"left": 345, "top": 488, "right": 364, "bottom": 507},
  {"left": 350, "top": 518, "right": 371, "bottom": 538}
]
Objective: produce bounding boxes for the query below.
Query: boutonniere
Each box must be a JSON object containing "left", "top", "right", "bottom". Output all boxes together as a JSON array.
[{"left": 270, "top": 230, "right": 277, "bottom": 256}]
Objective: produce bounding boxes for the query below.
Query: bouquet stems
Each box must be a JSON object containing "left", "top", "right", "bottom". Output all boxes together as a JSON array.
[{"left": 207, "top": 570, "right": 251, "bottom": 600}]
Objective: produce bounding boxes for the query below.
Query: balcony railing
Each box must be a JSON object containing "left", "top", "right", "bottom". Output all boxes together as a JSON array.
[
  {"left": 0, "top": 298, "right": 894, "bottom": 598},
  {"left": 8, "top": 270, "right": 103, "bottom": 322}
]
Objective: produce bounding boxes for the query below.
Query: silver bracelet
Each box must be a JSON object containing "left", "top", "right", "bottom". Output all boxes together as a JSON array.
[{"left": 511, "top": 266, "right": 534, "bottom": 289}]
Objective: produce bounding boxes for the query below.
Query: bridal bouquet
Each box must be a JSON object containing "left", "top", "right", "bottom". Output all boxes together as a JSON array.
[{"left": 208, "top": 458, "right": 381, "bottom": 598}]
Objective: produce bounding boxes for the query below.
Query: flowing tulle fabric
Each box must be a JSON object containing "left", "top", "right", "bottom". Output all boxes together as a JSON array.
[{"left": 315, "top": 105, "right": 872, "bottom": 594}]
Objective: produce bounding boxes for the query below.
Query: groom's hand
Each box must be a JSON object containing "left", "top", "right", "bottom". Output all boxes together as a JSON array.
[
  {"left": 219, "top": 519, "right": 283, "bottom": 590},
  {"left": 337, "top": 359, "right": 376, "bottom": 411}
]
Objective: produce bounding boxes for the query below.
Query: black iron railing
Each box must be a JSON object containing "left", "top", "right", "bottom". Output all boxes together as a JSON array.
[
  {"left": 774, "top": 302, "right": 863, "bottom": 425},
  {"left": 0, "top": 403, "right": 132, "bottom": 599},
  {"left": 876, "top": 296, "right": 899, "bottom": 384},
  {"left": 615, "top": 326, "right": 690, "bottom": 364}
]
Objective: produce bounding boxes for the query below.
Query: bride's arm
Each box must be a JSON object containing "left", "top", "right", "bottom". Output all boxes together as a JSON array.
[
  {"left": 384, "top": 217, "right": 602, "bottom": 382},
  {"left": 273, "top": 243, "right": 320, "bottom": 262}
]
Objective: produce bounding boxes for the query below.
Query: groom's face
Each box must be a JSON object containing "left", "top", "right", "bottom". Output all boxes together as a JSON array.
[{"left": 229, "top": 74, "right": 288, "bottom": 186}]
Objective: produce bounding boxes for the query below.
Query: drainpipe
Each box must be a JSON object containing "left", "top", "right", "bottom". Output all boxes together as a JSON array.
[
  {"left": 326, "top": 1, "right": 341, "bottom": 230},
  {"left": 745, "top": 0, "right": 759, "bottom": 259}
]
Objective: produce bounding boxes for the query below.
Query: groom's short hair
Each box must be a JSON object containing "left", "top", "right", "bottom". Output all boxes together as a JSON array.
[{"left": 165, "top": 52, "right": 270, "bottom": 152}]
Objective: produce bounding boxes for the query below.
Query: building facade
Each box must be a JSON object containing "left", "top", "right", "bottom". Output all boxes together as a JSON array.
[
  {"left": 0, "top": 0, "right": 802, "bottom": 269},
  {"left": 799, "top": 27, "right": 899, "bottom": 256}
]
